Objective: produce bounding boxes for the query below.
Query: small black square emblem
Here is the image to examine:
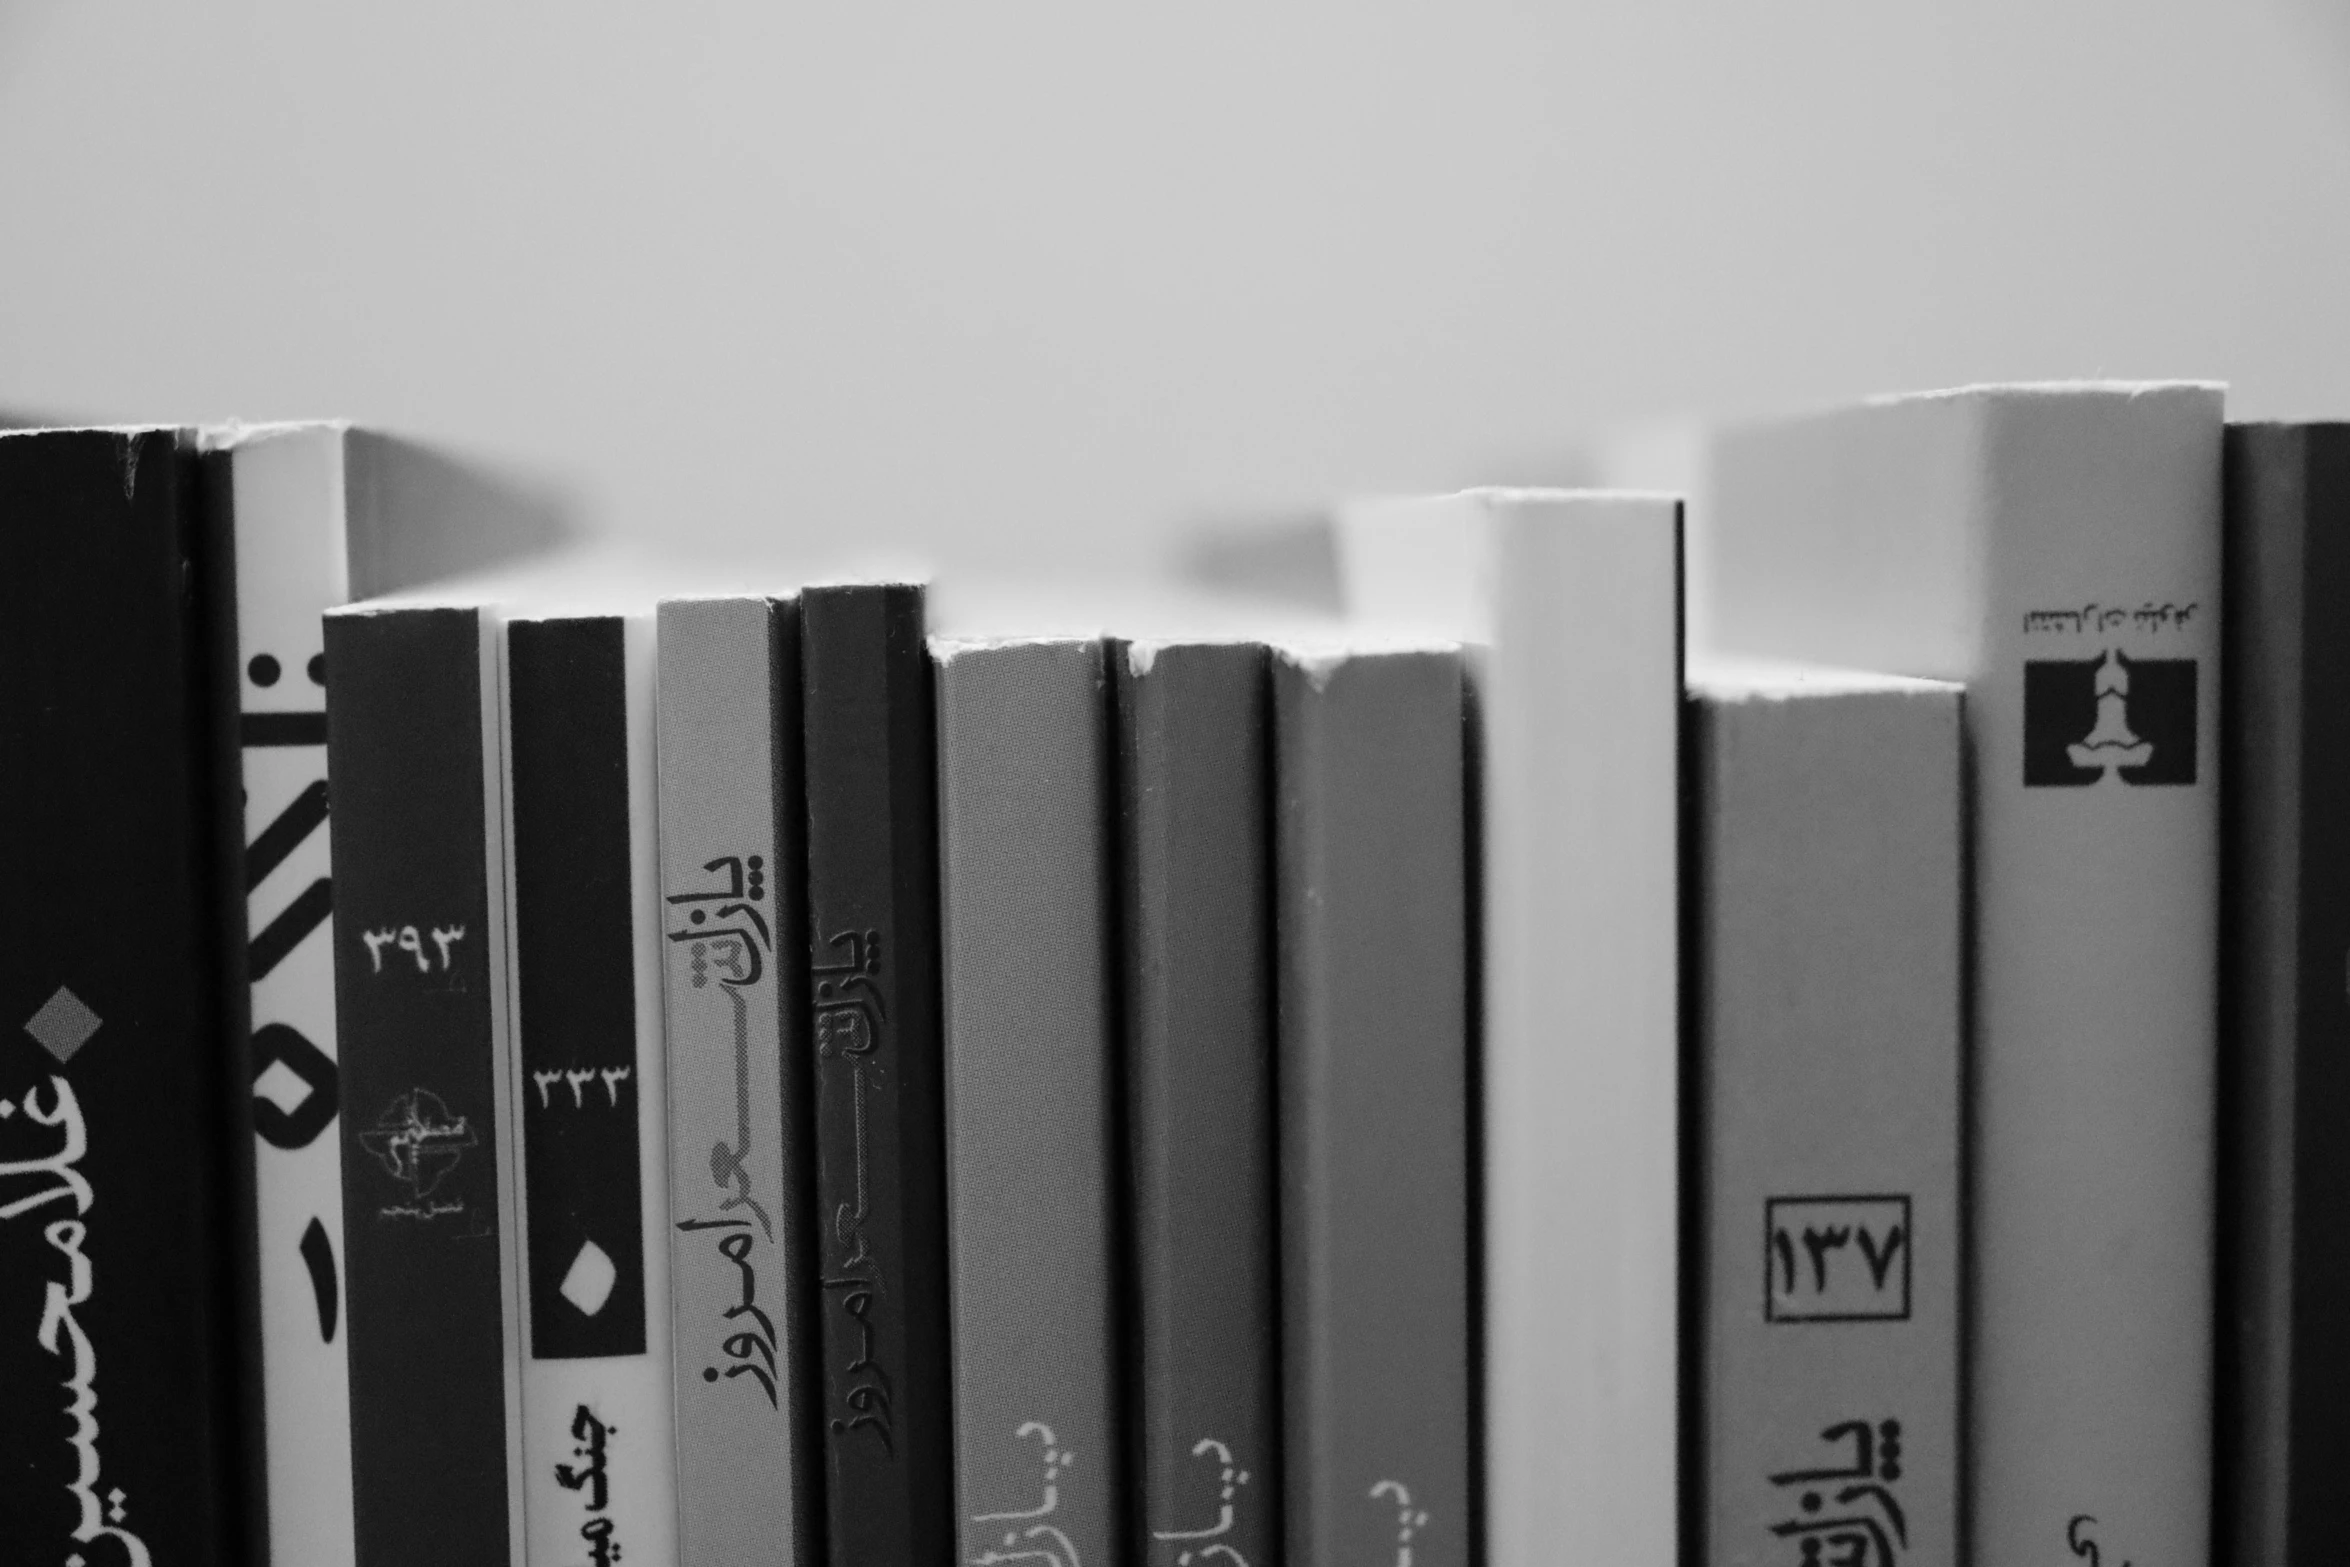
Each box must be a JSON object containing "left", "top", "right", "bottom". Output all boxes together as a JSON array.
[{"left": 2023, "top": 650, "right": 2195, "bottom": 787}]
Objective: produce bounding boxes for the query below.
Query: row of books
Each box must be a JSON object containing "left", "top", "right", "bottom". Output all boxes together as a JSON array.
[{"left": 0, "top": 384, "right": 2332, "bottom": 1567}]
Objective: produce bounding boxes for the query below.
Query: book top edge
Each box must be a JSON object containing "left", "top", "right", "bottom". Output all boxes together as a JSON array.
[
  {"left": 1690, "top": 656, "right": 1960, "bottom": 701},
  {"left": 1271, "top": 635, "right": 1463, "bottom": 665},
  {"left": 930, "top": 633, "right": 1103, "bottom": 659},
  {"left": 1344, "top": 486, "right": 1684, "bottom": 514},
  {"left": 657, "top": 591, "right": 798, "bottom": 610},
  {"left": 197, "top": 418, "right": 353, "bottom": 453},
  {"left": 1856, "top": 378, "right": 2224, "bottom": 409},
  {"left": 0, "top": 422, "right": 187, "bottom": 439}
]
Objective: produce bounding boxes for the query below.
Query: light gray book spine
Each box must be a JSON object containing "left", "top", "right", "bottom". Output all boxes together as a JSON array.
[
  {"left": 1710, "top": 384, "right": 2222, "bottom": 1561},
  {"left": 1272, "top": 647, "right": 1471, "bottom": 1567},
  {"left": 1693, "top": 674, "right": 1962, "bottom": 1567},
  {"left": 936, "top": 637, "right": 1123, "bottom": 1567},
  {"left": 655, "top": 596, "right": 816, "bottom": 1567}
]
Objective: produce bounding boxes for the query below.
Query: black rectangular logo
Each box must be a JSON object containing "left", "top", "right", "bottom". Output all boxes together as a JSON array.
[{"left": 2023, "top": 651, "right": 2196, "bottom": 787}]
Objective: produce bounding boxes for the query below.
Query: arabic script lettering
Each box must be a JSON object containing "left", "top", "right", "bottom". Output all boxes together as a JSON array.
[{"left": 1, "top": 1076, "right": 154, "bottom": 1566}]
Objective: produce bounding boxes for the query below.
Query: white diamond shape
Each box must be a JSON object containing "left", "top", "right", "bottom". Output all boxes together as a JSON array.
[
  {"left": 559, "top": 1239, "right": 617, "bottom": 1317},
  {"left": 24, "top": 987, "right": 101, "bottom": 1063},
  {"left": 254, "top": 1059, "right": 315, "bottom": 1118}
]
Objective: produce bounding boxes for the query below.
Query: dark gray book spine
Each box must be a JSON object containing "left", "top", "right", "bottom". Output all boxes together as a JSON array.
[
  {"left": 325, "top": 604, "right": 524, "bottom": 1566},
  {"left": 936, "top": 638, "right": 1124, "bottom": 1567},
  {"left": 800, "top": 583, "right": 954, "bottom": 1567},
  {"left": 2217, "top": 422, "right": 2350, "bottom": 1564},
  {"left": 1691, "top": 677, "right": 1962, "bottom": 1567},
  {"left": 657, "top": 595, "right": 820, "bottom": 1567},
  {"left": 1271, "top": 647, "right": 1470, "bottom": 1567},
  {"left": 1115, "top": 639, "right": 1281, "bottom": 1567}
]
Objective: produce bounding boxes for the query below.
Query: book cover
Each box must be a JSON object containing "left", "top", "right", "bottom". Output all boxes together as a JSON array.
[
  {"left": 2215, "top": 422, "right": 2350, "bottom": 1564},
  {"left": 325, "top": 602, "right": 527, "bottom": 1567},
  {"left": 502, "top": 610, "right": 679, "bottom": 1567},
  {"left": 1691, "top": 668, "right": 1962, "bottom": 1567},
  {"left": 0, "top": 427, "right": 243, "bottom": 1566},
  {"left": 1271, "top": 645, "right": 1471, "bottom": 1567},
  {"left": 799, "top": 582, "right": 956, "bottom": 1567},
  {"left": 1708, "top": 384, "right": 2223, "bottom": 1563},
  {"left": 656, "top": 595, "right": 819, "bottom": 1567},
  {"left": 935, "top": 637, "right": 1124, "bottom": 1567},
  {"left": 1116, "top": 638, "right": 1283, "bottom": 1567}
]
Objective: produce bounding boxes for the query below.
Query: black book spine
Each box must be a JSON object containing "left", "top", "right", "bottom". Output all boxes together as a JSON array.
[
  {"left": 0, "top": 428, "right": 243, "bottom": 1566},
  {"left": 2218, "top": 422, "right": 2350, "bottom": 1564},
  {"left": 1114, "top": 640, "right": 1282, "bottom": 1567},
  {"left": 771, "top": 596, "right": 826, "bottom": 1567},
  {"left": 326, "top": 605, "right": 519, "bottom": 1566},
  {"left": 507, "top": 617, "right": 651, "bottom": 1361},
  {"left": 799, "top": 583, "right": 954, "bottom": 1567},
  {"left": 504, "top": 611, "right": 678, "bottom": 1565}
]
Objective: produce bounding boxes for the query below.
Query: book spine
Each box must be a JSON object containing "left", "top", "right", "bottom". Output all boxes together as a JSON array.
[
  {"left": 503, "top": 612, "right": 679, "bottom": 1567},
  {"left": 1693, "top": 683, "right": 1963, "bottom": 1567},
  {"left": 325, "top": 603, "right": 525, "bottom": 1566},
  {"left": 0, "top": 429, "right": 241, "bottom": 1565},
  {"left": 217, "top": 424, "right": 359, "bottom": 1567},
  {"left": 1967, "top": 389, "right": 2221, "bottom": 1563},
  {"left": 1271, "top": 648, "right": 1471, "bottom": 1567},
  {"left": 656, "top": 596, "right": 819, "bottom": 1567},
  {"left": 1479, "top": 493, "right": 1681, "bottom": 1564},
  {"left": 1115, "top": 639, "right": 1282, "bottom": 1567},
  {"left": 799, "top": 583, "right": 955, "bottom": 1567},
  {"left": 936, "top": 638, "right": 1124, "bottom": 1567},
  {"left": 2217, "top": 422, "right": 2350, "bottom": 1563}
]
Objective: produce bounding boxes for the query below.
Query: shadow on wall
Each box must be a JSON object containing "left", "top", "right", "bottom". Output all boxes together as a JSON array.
[
  {"left": 343, "top": 431, "right": 579, "bottom": 597},
  {"left": 1173, "top": 446, "right": 1610, "bottom": 615},
  {"left": 1179, "top": 510, "right": 1345, "bottom": 615}
]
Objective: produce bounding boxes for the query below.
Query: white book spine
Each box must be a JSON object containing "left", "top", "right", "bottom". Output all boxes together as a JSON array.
[
  {"left": 482, "top": 609, "right": 533, "bottom": 1563},
  {"left": 1478, "top": 490, "right": 1683, "bottom": 1565},
  {"left": 223, "top": 424, "right": 358, "bottom": 1567},
  {"left": 1968, "top": 392, "right": 2220, "bottom": 1561}
]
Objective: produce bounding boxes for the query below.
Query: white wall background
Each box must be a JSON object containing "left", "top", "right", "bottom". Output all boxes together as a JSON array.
[{"left": 4, "top": 0, "right": 2349, "bottom": 576}]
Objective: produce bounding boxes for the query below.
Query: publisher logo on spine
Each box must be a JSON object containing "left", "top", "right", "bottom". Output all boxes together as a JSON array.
[{"left": 2023, "top": 649, "right": 2196, "bottom": 787}]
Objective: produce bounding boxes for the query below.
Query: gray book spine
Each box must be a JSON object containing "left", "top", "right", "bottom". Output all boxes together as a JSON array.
[
  {"left": 1692, "top": 678, "right": 1963, "bottom": 1567},
  {"left": 1271, "top": 648, "right": 1471, "bottom": 1567},
  {"left": 655, "top": 596, "right": 819, "bottom": 1567},
  {"left": 1116, "top": 639, "right": 1281, "bottom": 1567},
  {"left": 936, "top": 638, "right": 1124, "bottom": 1567}
]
